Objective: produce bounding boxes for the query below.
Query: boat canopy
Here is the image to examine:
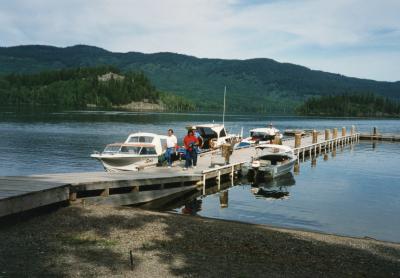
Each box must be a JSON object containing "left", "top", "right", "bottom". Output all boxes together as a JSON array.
[
  {"left": 186, "top": 124, "right": 227, "bottom": 138},
  {"left": 125, "top": 132, "right": 162, "bottom": 143}
]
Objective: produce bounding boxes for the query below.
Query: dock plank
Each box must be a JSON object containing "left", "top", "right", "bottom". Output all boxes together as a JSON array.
[{"left": 0, "top": 186, "right": 69, "bottom": 217}]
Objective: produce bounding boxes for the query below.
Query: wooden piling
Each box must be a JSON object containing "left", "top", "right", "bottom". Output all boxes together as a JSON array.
[
  {"left": 373, "top": 127, "right": 378, "bottom": 136},
  {"left": 69, "top": 192, "right": 77, "bottom": 202},
  {"left": 294, "top": 162, "right": 300, "bottom": 174},
  {"left": 325, "top": 129, "right": 330, "bottom": 140},
  {"left": 333, "top": 128, "right": 338, "bottom": 139},
  {"left": 342, "top": 127, "right": 346, "bottom": 137},
  {"left": 219, "top": 191, "right": 228, "bottom": 208},
  {"left": 351, "top": 125, "right": 355, "bottom": 136},
  {"left": 312, "top": 130, "right": 318, "bottom": 144},
  {"left": 311, "top": 157, "right": 317, "bottom": 167},
  {"left": 100, "top": 188, "right": 109, "bottom": 197},
  {"left": 294, "top": 133, "right": 302, "bottom": 148},
  {"left": 217, "top": 170, "right": 221, "bottom": 190}
]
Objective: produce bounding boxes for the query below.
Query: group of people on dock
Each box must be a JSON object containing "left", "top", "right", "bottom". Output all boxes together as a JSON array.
[{"left": 165, "top": 128, "right": 199, "bottom": 170}]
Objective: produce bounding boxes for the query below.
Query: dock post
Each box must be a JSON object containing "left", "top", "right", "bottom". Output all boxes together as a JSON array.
[
  {"left": 333, "top": 128, "right": 338, "bottom": 139},
  {"left": 312, "top": 130, "right": 318, "bottom": 144},
  {"left": 311, "top": 156, "right": 317, "bottom": 168},
  {"left": 217, "top": 170, "right": 221, "bottom": 190},
  {"left": 202, "top": 174, "right": 206, "bottom": 195},
  {"left": 325, "top": 129, "right": 330, "bottom": 141},
  {"left": 373, "top": 127, "right": 378, "bottom": 136},
  {"left": 325, "top": 129, "right": 330, "bottom": 152},
  {"left": 219, "top": 191, "right": 228, "bottom": 208},
  {"left": 100, "top": 188, "right": 109, "bottom": 197},
  {"left": 69, "top": 192, "right": 77, "bottom": 202},
  {"left": 342, "top": 127, "right": 346, "bottom": 137},
  {"left": 231, "top": 165, "right": 235, "bottom": 187},
  {"left": 294, "top": 161, "right": 300, "bottom": 174},
  {"left": 295, "top": 133, "right": 302, "bottom": 148}
]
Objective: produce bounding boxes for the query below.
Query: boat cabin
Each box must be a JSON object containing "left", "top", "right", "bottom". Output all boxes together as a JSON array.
[
  {"left": 103, "top": 143, "right": 158, "bottom": 155},
  {"left": 102, "top": 132, "right": 167, "bottom": 155},
  {"left": 186, "top": 124, "right": 229, "bottom": 149}
]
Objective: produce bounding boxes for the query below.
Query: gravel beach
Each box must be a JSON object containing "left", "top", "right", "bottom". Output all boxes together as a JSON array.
[{"left": 0, "top": 204, "right": 399, "bottom": 277}]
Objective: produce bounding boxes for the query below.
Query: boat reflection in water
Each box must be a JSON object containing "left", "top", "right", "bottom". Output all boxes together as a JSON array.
[
  {"left": 250, "top": 172, "right": 296, "bottom": 200},
  {"left": 181, "top": 198, "right": 203, "bottom": 215}
]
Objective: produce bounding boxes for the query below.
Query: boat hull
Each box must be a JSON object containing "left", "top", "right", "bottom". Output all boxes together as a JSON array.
[
  {"left": 91, "top": 154, "right": 159, "bottom": 172},
  {"left": 245, "top": 156, "right": 297, "bottom": 179},
  {"left": 259, "top": 158, "right": 297, "bottom": 178}
]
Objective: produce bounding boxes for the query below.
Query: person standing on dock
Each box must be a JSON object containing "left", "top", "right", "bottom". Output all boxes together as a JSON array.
[
  {"left": 165, "top": 129, "right": 178, "bottom": 168},
  {"left": 183, "top": 129, "right": 199, "bottom": 170}
]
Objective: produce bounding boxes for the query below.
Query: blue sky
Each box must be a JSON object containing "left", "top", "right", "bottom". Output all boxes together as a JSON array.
[{"left": 0, "top": 0, "right": 399, "bottom": 81}]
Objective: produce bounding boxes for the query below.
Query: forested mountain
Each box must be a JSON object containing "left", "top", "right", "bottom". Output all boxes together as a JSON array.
[
  {"left": 1, "top": 45, "right": 399, "bottom": 112},
  {"left": 0, "top": 66, "right": 194, "bottom": 111},
  {"left": 297, "top": 94, "right": 400, "bottom": 117}
]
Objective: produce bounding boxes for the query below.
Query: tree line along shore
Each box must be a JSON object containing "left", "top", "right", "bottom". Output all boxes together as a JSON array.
[{"left": 0, "top": 65, "right": 399, "bottom": 116}]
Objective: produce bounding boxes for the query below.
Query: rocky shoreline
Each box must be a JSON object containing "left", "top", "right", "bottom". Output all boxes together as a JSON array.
[{"left": 1, "top": 205, "right": 399, "bottom": 277}]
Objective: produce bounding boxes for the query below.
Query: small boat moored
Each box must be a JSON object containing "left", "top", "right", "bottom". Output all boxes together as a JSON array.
[
  {"left": 91, "top": 132, "right": 168, "bottom": 172},
  {"left": 235, "top": 123, "right": 283, "bottom": 149},
  {"left": 244, "top": 144, "right": 297, "bottom": 179}
]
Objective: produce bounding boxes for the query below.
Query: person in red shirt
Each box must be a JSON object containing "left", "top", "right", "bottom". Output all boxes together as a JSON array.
[{"left": 183, "top": 129, "right": 199, "bottom": 170}]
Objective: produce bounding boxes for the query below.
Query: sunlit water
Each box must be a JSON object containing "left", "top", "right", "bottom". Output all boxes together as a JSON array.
[
  {"left": 171, "top": 142, "right": 400, "bottom": 242},
  {"left": 1, "top": 109, "right": 400, "bottom": 242}
]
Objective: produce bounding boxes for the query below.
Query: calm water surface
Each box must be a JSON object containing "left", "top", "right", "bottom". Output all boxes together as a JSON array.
[
  {"left": 171, "top": 142, "right": 400, "bottom": 242},
  {"left": 1, "top": 110, "right": 400, "bottom": 242}
]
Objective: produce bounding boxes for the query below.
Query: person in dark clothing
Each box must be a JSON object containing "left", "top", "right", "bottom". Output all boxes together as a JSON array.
[{"left": 183, "top": 129, "right": 198, "bottom": 170}]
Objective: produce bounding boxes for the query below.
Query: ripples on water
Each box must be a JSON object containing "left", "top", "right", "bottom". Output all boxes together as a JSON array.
[
  {"left": 171, "top": 142, "right": 400, "bottom": 242},
  {"left": 1, "top": 110, "right": 400, "bottom": 242}
]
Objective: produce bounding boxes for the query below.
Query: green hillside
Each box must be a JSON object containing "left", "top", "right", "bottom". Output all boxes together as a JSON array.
[
  {"left": 0, "top": 66, "right": 194, "bottom": 111},
  {"left": 1, "top": 44, "right": 399, "bottom": 112},
  {"left": 298, "top": 93, "right": 400, "bottom": 117}
]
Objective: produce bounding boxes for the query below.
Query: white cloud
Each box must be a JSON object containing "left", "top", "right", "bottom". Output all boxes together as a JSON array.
[{"left": 0, "top": 0, "right": 399, "bottom": 81}]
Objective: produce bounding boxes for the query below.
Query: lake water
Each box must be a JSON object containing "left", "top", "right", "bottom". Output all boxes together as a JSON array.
[
  {"left": 170, "top": 142, "right": 400, "bottom": 242},
  {"left": 1, "top": 109, "right": 400, "bottom": 242}
]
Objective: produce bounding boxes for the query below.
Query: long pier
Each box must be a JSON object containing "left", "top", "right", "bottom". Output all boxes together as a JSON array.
[{"left": 0, "top": 127, "right": 384, "bottom": 218}]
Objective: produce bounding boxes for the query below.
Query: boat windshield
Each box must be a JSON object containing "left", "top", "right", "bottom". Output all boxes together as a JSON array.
[
  {"left": 128, "top": 136, "right": 154, "bottom": 143},
  {"left": 103, "top": 145, "right": 122, "bottom": 153},
  {"left": 120, "top": 146, "right": 141, "bottom": 154},
  {"left": 198, "top": 127, "right": 218, "bottom": 139},
  {"left": 139, "top": 147, "right": 157, "bottom": 155},
  {"left": 251, "top": 132, "right": 268, "bottom": 138}
]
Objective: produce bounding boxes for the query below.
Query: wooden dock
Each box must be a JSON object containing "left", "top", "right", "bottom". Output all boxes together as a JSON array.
[
  {"left": 0, "top": 128, "right": 367, "bottom": 218},
  {"left": 359, "top": 133, "right": 400, "bottom": 142}
]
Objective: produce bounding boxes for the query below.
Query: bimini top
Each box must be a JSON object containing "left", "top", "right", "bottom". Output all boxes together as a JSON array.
[{"left": 124, "top": 132, "right": 167, "bottom": 144}]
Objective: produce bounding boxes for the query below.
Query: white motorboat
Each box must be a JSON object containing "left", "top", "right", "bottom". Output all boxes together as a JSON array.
[
  {"left": 235, "top": 124, "right": 283, "bottom": 149},
  {"left": 244, "top": 144, "right": 297, "bottom": 179},
  {"left": 91, "top": 132, "right": 168, "bottom": 172},
  {"left": 187, "top": 123, "right": 240, "bottom": 151}
]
